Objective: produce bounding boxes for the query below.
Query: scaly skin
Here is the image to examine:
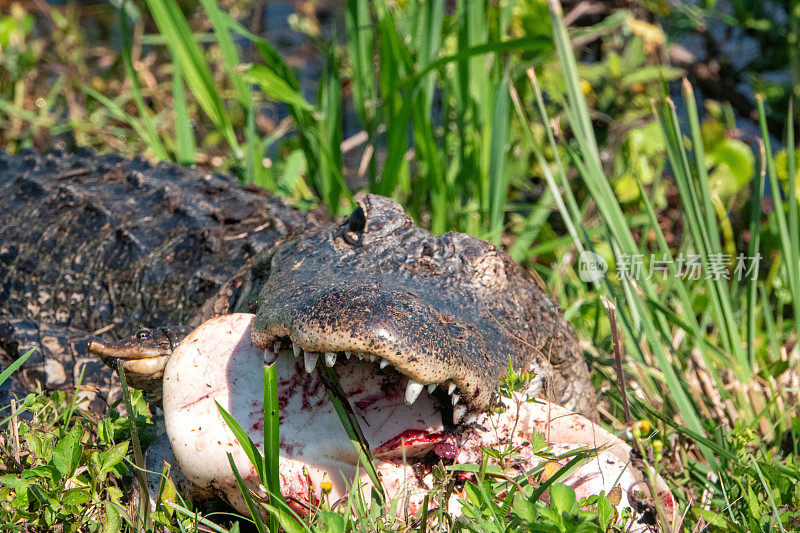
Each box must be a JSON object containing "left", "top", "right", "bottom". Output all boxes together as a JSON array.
[
  {"left": 252, "top": 195, "right": 595, "bottom": 414},
  {"left": 1, "top": 150, "right": 594, "bottom": 416},
  {"left": 0, "top": 148, "right": 324, "bottom": 400}
]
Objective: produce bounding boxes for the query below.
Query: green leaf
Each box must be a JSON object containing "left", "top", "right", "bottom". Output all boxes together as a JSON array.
[
  {"left": 104, "top": 501, "right": 122, "bottom": 533},
  {"left": 597, "top": 495, "right": 616, "bottom": 530},
  {"left": 549, "top": 483, "right": 576, "bottom": 514},
  {"left": 63, "top": 488, "right": 92, "bottom": 508},
  {"left": 52, "top": 426, "right": 82, "bottom": 478},
  {"left": 98, "top": 442, "right": 129, "bottom": 477},
  {"left": 512, "top": 493, "right": 537, "bottom": 522},
  {"left": 707, "top": 138, "right": 756, "bottom": 198}
]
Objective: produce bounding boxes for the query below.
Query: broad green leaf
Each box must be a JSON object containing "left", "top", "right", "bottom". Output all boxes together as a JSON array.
[
  {"left": 707, "top": 138, "right": 755, "bottom": 198},
  {"left": 597, "top": 495, "right": 617, "bottom": 530},
  {"left": 52, "top": 426, "right": 82, "bottom": 478},
  {"left": 104, "top": 501, "right": 122, "bottom": 533},
  {"left": 549, "top": 483, "right": 576, "bottom": 514}
]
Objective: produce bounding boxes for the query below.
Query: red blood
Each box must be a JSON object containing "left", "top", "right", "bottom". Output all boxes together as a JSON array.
[
  {"left": 373, "top": 429, "right": 445, "bottom": 455},
  {"left": 433, "top": 435, "right": 459, "bottom": 460}
]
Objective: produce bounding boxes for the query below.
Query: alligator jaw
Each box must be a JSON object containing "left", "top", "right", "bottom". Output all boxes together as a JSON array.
[
  {"left": 88, "top": 326, "right": 194, "bottom": 394},
  {"left": 260, "top": 334, "right": 473, "bottom": 424},
  {"left": 164, "top": 313, "right": 452, "bottom": 513}
]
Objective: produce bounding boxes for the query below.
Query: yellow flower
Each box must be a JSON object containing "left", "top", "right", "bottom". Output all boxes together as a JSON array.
[
  {"left": 320, "top": 480, "right": 332, "bottom": 493},
  {"left": 580, "top": 80, "right": 592, "bottom": 95}
]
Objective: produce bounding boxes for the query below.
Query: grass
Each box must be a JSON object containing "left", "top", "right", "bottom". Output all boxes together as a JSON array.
[{"left": 1, "top": 0, "right": 799, "bottom": 531}]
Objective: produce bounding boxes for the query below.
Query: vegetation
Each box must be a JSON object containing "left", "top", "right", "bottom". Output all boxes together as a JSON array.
[{"left": 1, "top": 0, "right": 798, "bottom": 531}]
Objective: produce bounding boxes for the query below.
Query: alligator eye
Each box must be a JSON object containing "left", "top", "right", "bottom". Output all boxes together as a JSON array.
[
  {"left": 349, "top": 206, "right": 366, "bottom": 233},
  {"left": 343, "top": 206, "right": 366, "bottom": 245},
  {"left": 136, "top": 329, "right": 151, "bottom": 340}
]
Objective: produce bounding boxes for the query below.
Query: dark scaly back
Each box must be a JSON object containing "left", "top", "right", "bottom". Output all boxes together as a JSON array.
[
  {"left": 0, "top": 148, "right": 326, "bottom": 406},
  {"left": 0, "top": 148, "right": 320, "bottom": 337}
]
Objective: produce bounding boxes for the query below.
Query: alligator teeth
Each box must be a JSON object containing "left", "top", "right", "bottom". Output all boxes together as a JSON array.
[
  {"left": 304, "top": 352, "right": 319, "bottom": 373},
  {"left": 451, "top": 393, "right": 460, "bottom": 405},
  {"left": 379, "top": 359, "right": 389, "bottom": 369},
  {"left": 293, "top": 344, "right": 301, "bottom": 357},
  {"left": 263, "top": 349, "right": 276, "bottom": 364},
  {"left": 427, "top": 383, "right": 437, "bottom": 393},
  {"left": 453, "top": 405, "right": 467, "bottom": 423},
  {"left": 447, "top": 382, "right": 456, "bottom": 395},
  {"left": 465, "top": 414, "right": 478, "bottom": 424},
  {"left": 369, "top": 354, "right": 376, "bottom": 362},
  {"left": 273, "top": 341, "right": 281, "bottom": 353},
  {"left": 344, "top": 351, "right": 352, "bottom": 359},
  {"left": 324, "top": 352, "right": 337, "bottom": 367},
  {"left": 405, "top": 380, "right": 424, "bottom": 405}
]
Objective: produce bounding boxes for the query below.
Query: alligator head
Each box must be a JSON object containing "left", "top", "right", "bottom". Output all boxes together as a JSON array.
[{"left": 251, "top": 194, "right": 593, "bottom": 416}]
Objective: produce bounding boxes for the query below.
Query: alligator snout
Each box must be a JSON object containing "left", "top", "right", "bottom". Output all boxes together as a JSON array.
[{"left": 252, "top": 282, "right": 493, "bottom": 418}]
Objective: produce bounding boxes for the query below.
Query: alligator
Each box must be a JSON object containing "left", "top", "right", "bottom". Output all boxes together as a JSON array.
[
  {"left": 0, "top": 148, "right": 594, "bottom": 416},
  {"left": 0, "top": 150, "right": 675, "bottom": 528}
]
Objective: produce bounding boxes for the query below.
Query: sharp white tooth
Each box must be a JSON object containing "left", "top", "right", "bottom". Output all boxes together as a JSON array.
[
  {"left": 451, "top": 393, "right": 460, "bottom": 405},
  {"left": 304, "top": 352, "right": 319, "bottom": 373},
  {"left": 293, "top": 344, "right": 301, "bottom": 357},
  {"left": 345, "top": 351, "right": 352, "bottom": 359},
  {"left": 274, "top": 341, "right": 281, "bottom": 353},
  {"left": 263, "top": 349, "right": 276, "bottom": 364},
  {"left": 465, "top": 414, "right": 478, "bottom": 424},
  {"left": 324, "top": 352, "right": 337, "bottom": 367},
  {"left": 357, "top": 352, "right": 364, "bottom": 359},
  {"left": 405, "top": 380, "right": 424, "bottom": 405},
  {"left": 447, "top": 382, "right": 456, "bottom": 395},
  {"left": 427, "top": 383, "right": 437, "bottom": 393},
  {"left": 453, "top": 405, "right": 467, "bottom": 423},
  {"left": 369, "top": 354, "right": 376, "bottom": 362},
  {"left": 379, "top": 359, "right": 389, "bottom": 369}
]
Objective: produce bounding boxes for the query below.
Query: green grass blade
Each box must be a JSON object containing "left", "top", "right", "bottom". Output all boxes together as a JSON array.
[
  {"left": 116, "top": 362, "right": 151, "bottom": 528},
  {"left": 171, "top": 60, "right": 196, "bottom": 165},
  {"left": 747, "top": 142, "right": 766, "bottom": 369},
  {"left": 0, "top": 348, "right": 35, "bottom": 387},
  {"left": 315, "top": 48, "right": 345, "bottom": 213},
  {"left": 346, "top": 0, "right": 376, "bottom": 127},
  {"left": 144, "top": 0, "right": 242, "bottom": 159},
  {"left": 263, "top": 364, "right": 281, "bottom": 533},
  {"left": 758, "top": 95, "right": 800, "bottom": 337},
  {"left": 487, "top": 76, "right": 511, "bottom": 244},
  {"left": 119, "top": 2, "right": 169, "bottom": 161},
  {"left": 317, "top": 364, "right": 385, "bottom": 504},
  {"left": 216, "top": 401, "right": 265, "bottom": 481},
  {"left": 786, "top": 100, "right": 800, "bottom": 345},
  {"left": 225, "top": 452, "right": 269, "bottom": 533}
]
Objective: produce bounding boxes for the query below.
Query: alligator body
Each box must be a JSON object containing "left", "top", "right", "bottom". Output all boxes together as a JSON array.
[
  {"left": 0, "top": 148, "right": 324, "bottom": 406},
  {"left": 0, "top": 149, "right": 593, "bottom": 415},
  {"left": 0, "top": 150, "right": 678, "bottom": 528}
]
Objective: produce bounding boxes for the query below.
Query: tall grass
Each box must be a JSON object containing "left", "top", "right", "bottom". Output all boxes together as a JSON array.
[{"left": 510, "top": 1, "right": 800, "bottom": 527}]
